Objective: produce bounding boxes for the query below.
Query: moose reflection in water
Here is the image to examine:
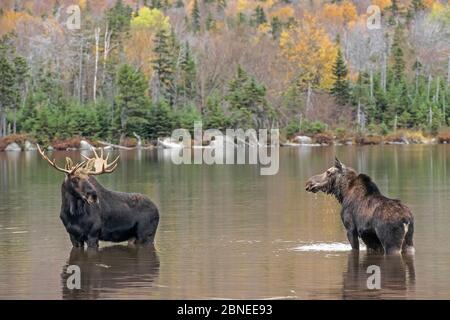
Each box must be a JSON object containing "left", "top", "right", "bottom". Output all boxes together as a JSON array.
[
  {"left": 61, "top": 245, "right": 160, "bottom": 299},
  {"left": 342, "top": 252, "right": 415, "bottom": 299},
  {"left": 306, "top": 158, "right": 415, "bottom": 255},
  {"left": 36, "top": 145, "right": 160, "bottom": 248}
]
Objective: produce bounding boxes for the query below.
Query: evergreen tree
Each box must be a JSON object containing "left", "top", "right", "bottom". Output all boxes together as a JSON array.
[
  {"left": 206, "top": 12, "right": 216, "bottom": 31},
  {"left": 204, "top": 93, "right": 230, "bottom": 130},
  {"left": 12, "top": 56, "right": 29, "bottom": 134},
  {"left": 147, "top": 100, "right": 175, "bottom": 139},
  {"left": 388, "top": 0, "right": 399, "bottom": 25},
  {"left": 115, "top": 64, "right": 150, "bottom": 140},
  {"left": 152, "top": 28, "right": 175, "bottom": 104},
  {"left": 254, "top": 6, "right": 267, "bottom": 26},
  {"left": 191, "top": 0, "right": 201, "bottom": 33},
  {"left": 391, "top": 26, "right": 405, "bottom": 82},
  {"left": 331, "top": 48, "right": 350, "bottom": 105},
  {"left": 227, "top": 65, "right": 271, "bottom": 129},
  {"left": 177, "top": 42, "right": 196, "bottom": 105},
  {"left": 411, "top": 0, "right": 425, "bottom": 13},
  {"left": 270, "top": 16, "right": 282, "bottom": 39},
  {"left": 0, "top": 54, "right": 15, "bottom": 137},
  {"left": 106, "top": 0, "right": 132, "bottom": 38}
]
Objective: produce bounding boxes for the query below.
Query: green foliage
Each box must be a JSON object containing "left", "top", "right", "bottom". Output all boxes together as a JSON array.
[
  {"left": 152, "top": 28, "right": 175, "bottom": 104},
  {"left": 106, "top": 0, "right": 133, "bottom": 38},
  {"left": 191, "top": 0, "right": 201, "bottom": 33},
  {"left": 285, "top": 119, "right": 300, "bottom": 137},
  {"left": 331, "top": 48, "right": 350, "bottom": 105},
  {"left": 300, "top": 120, "right": 327, "bottom": 135},
  {"left": 227, "top": 65, "right": 273, "bottom": 129},
  {"left": 203, "top": 93, "right": 231, "bottom": 131},
  {"left": 253, "top": 6, "right": 267, "bottom": 26},
  {"left": 115, "top": 64, "right": 151, "bottom": 138},
  {"left": 147, "top": 100, "right": 175, "bottom": 139}
]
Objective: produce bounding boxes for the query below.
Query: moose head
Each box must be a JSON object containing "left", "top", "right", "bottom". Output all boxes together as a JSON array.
[
  {"left": 37, "top": 145, "right": 119, "bottom": 205},
  {"left": 305, "top": 157, "right": 357, "bottom": 202}
]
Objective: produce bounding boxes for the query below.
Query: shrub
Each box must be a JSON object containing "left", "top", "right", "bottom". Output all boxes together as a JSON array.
[
  {"left": 51, "top": 137, "right": 83, "bottom": 150},
  {"left": 354, "top": 133, "right": 382, "bottom": 145},
  {"left": 437, "top": 128, "right": 450, "bottom": 144},
  {"left": 301, "top": 120, "right": 327, "bottom": 135},
  {"left": 314, "top": 132, "right": 334, "bottom": 145}
]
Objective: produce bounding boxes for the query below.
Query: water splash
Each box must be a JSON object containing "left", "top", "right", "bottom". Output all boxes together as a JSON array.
[{"left": 293, "top": 242, "right": 366, "bottom": 252}]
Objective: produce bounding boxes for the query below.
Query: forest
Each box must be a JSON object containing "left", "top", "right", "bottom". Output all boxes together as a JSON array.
[{"left": 0, "top": 0, "right": 449, "bottom": 147}]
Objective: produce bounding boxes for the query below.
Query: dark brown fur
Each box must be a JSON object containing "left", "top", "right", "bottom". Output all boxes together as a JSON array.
[
  {"left": 306, "top": 158, "right": 414, "bottom": 255},
  {"left": 60, "top": 172, "right": 159, "bottom": 248}
]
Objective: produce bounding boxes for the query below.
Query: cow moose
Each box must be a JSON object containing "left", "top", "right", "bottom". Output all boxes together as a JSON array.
[
  {"left": 305, "top": 158, "right": 414, "bottom": 255},
  {"left": 37, "top": 145, "right": 159, "bottom": 248}
]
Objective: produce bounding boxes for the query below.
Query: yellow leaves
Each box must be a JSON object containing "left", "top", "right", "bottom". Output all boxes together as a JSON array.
[
  {"left": 280, "top": 15, "right": 338, "bottom": 90},
  {"left": 0, "top": 10, "right": 38, "bottom": 37},
  {"left": 131, "top": 7, "right": 170, "bottom": 32},
  {"left": 322, "top": 0, "right": 357, "bottom": 27},
  {"left": 372, "top": 0, "right": 392, "bottom": 10},
  {"left": 257, "top": 22, "right": 271, "bottom": 35},
  {"left": 237, "top": 0, "right": 250, "bottom": 12},
  {"left": 125, "top": 7, "right": 171, "bottom": 78},
  {"left": 430, "top": 1, "right": 450, "bottom": 25},
  {"left": 269, "top": 6, "right": 294, "bottom": 21},
  {"left": 423, "top": 0, "right": 436, "bottom": 8},
  {"left": 79, "top": 0, "right": 87, "bottom": 10}
]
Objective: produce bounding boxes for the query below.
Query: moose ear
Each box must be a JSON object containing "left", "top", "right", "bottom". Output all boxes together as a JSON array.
[{"left": 335, "top": 157, "right": 344, "bottom": 171}]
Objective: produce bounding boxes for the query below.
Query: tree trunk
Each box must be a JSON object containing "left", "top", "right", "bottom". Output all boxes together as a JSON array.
[
  {"left": 93, "top": 27, "right": 100, "bottom": 103},
  {"left": 447, "top": 54, "right": 450, "bottom": 86},
  {"left": 369, "top": 69, "right": 374, "bottom": 100},
  {"left": 427, "top": 74, "right": 432, "bottom": 102},
  {"left": 0, "top": 105, "right": 4, "bottom": 137},
  {"left": 306, "top": 82, "right": 312, "bottom": 117},
  {"left": 102, "top": 24, "right": 111, "bottom": 91},
  {"left": 13, "top": 108, "right": 17, "bottom": 134},
  {"left": 79, "top": 38, "right": 84, "bottom": 104},
  {"left": 435, "top": 76, "right": 440, "bottom": 103},
  {"left": 381, "top": 52, "right": 387, "bottom": 92}
]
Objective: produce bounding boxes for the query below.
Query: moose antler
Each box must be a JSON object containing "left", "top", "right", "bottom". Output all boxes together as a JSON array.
[
  {"left": 81, "top": 147, "right": 119, "bottom": 175},
  {"left": 36, "top": 144, "right": 86, "bottom": 174}
]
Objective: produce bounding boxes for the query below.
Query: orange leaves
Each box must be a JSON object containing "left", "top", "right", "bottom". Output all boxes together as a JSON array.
[
  {"left": 269, "top": 6, "right": 295, "bottom": 21},
  {"left": 372, "top": 0, "right": 392, "bottom": 10},
  {"left": 280, "top": 15, "right": 338, "bottom": 90},
  {"left": 0, "top": 10, "right": 40, "bottom": 37},
  {"left": 125, "top": 7, "right": 171, "bottom": 77},
  {"left": 322, "top": 0, "right": 357, "bottom": 27}
]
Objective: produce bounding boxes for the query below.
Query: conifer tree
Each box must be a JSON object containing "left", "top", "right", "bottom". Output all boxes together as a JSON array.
[
  {"left": 191, "top": 0, "right": 201, "bottom": 33},
  {"left": 152, "top": 28, "right": 175, "bottom": 104},
  {"left": 115, "top": 64, "right": 150, "bottom": 139},
  {"left": 254, "top": 6, "right": 267, "bottom": 26},
  {"left": 331, "top": 48, "right": 350, "bottom": 105},
  {"left": 391, "top": 26, "right": 405, "bottom": 82},
  {"left": 0, "top": 54, "right": 15, "bottom": 137}
]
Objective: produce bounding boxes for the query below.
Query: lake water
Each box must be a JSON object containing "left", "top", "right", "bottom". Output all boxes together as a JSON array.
[{"left": 1, "top": 145, "right": 450, "bottom": 299}]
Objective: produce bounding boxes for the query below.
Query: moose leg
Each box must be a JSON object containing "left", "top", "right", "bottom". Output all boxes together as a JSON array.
[
  {"left": 86, "top": 236, "right": 99, "bottom": 248},
  {"left": 402, "top": 221, "right": 415, "bottom": 255},
  {"left": 69, "top": 234, "right": 84, "bottom": 248},
  {"left": 346, "top": 229, "right": 359, "bottom": 251},
  {"left": 376, "top": 224, "right": 404, "bottom": 255},
  {"left": 360, "top": 231, "right": 383, "bottom": 254}
]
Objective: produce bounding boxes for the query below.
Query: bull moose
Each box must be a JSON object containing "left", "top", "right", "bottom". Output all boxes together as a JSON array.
[
  {"left": 305, "top": 158, "right": 414, "bottom": 255},
  {"left": 37, "top": 145, "right": 159, "bottom": 248}
]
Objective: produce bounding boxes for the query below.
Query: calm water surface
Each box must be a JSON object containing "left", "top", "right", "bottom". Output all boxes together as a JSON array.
[{"left": 1, "top": 145, "right": 450, "bottom": 299}]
